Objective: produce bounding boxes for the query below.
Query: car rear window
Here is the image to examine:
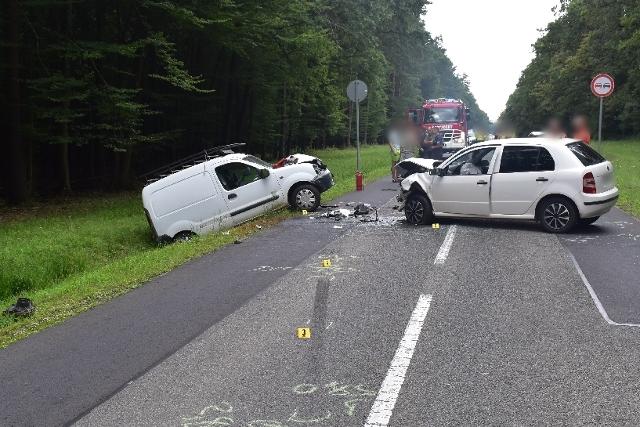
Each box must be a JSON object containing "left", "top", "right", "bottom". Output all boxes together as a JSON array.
[{"left": 567, "top": 142, "right": 605, "bottom": 166}]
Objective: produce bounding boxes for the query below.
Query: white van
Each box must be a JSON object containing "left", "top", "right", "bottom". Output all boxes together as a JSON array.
[{"left": 142, "top": 145, "right": 333, "bottom": 242}]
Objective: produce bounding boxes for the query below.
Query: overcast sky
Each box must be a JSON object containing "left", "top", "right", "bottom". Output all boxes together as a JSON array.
[{"left": 423, "top": 0, "right": 560, "bottom": 121}]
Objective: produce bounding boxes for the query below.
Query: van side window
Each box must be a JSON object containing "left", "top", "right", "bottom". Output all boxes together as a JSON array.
[
  {"left": 499, "top": 146, "right": 555, "bottom": 173},
  {"left": 216, "top": 162, "right": 260, "bottom": 191}
]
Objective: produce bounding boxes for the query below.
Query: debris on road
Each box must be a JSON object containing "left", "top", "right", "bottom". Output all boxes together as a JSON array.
[
  {"left": 256, "top": 225, "right": 262, "bottom": 230},
  {"left": 3, "top": 298, "right": 35, "bottom": 317},
  {"left": 233, "top": 239, "right": 242, "bottom": 244}
]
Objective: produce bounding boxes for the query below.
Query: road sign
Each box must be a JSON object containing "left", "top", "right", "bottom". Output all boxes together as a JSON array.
[
  {"left": 346, "top": 80, "right": 368, "bottom": 103},
  {"left": 347, "top": 80, "right": 368, "bottom": 183},
  {"left": 591, "top": 73, "right": 615, "bottom": 98},
  {"left": 591, "top": 73, "right": 615, "bottom": 143}
]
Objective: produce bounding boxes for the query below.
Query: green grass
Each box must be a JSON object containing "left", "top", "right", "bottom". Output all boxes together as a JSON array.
[
  {"left": 0, "top": 144, "right": 390, "bottom": 347},
  {"left": 592, "top": 140, "right": 640, "bottom": 217}
]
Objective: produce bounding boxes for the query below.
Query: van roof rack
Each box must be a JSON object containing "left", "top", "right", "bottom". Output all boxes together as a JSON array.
[{"left": 141, "top": 143, "right": 246, "bottom": 183}]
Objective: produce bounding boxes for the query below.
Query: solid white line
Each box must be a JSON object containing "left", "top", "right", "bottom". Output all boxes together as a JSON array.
[
  {"left": 364, "top": 294, "right": 433, "bottom": 427},
  {"left": 567, "top": 252, "right": 640, "bottom": 328},
  {"left": 434, "top": 225, "right": 457, "bottom": 264}
]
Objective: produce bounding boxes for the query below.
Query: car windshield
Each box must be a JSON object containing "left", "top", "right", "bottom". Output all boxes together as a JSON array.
[
  {"left": 567, "top": 142, "right": 605, "bottom": 166},
  {"left": 424, "top": 107, "right": 460, "bottom": 123},
  {"left": 243, "top": 155, "right": 272, "bottom": 168}
]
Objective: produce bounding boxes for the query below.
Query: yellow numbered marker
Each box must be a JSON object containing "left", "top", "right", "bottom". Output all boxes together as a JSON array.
[
  {"left": 296, "top": 327, "right": 311, "bottom": 339},
  {"left": 322, "top": 259, "right": 332, "bottom": 268},
  {"left": 432, "top": 223, "right": 440, "bottom": 230},
  {"left": 302, "top": 210, "right": 308, "bottom": 215}
]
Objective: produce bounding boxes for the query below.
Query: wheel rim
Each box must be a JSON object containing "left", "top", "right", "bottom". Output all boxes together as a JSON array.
[
  {"left": 296, "top": 189, "right": 316, "bottom": 209},
  {"left": 406, "top": 199, "right": 424, "bottom": 224},
  {"left": 543, "top": 202, "right": 570, "bottom": 230}
]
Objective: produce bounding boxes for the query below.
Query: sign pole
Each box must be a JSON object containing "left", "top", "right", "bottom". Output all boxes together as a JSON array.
[
  {"left": 355, "top": 80, "right": 360, "bottom": 171},
  {"left": 598, "top": 96, "right": 603, "bottom": 143}
]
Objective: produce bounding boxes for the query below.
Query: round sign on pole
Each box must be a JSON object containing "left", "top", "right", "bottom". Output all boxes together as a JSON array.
[
  {"left": 347, "top": 80, "right": 368, "bottom": 103},
  {"left": 591, "top": 73, "right": 615, "bottom": 98}
]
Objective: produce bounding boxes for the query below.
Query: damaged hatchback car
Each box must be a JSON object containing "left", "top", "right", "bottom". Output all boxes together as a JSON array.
[
  {"left": 397, "top": 138, "right": 618, "bottom": 233},
  {"left": 142, "top": 144, "right": 333, "bottom": 242}
]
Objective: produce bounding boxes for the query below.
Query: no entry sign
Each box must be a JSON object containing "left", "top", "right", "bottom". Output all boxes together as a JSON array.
[{"left": 591, "top": 73, "right": 615, "bottom": 98}]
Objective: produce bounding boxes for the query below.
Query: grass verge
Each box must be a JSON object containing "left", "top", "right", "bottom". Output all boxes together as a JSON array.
[
  {"left": 592, "top": 140, "right": 640, "bottom": 217},
  {"left": 0, "top": 144, "right": 391, "bottom": 347}
]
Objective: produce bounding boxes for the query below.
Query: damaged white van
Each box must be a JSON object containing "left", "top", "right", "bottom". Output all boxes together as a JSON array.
[{"left": 142, "top": 144, "right": 333, "bottom": 242}]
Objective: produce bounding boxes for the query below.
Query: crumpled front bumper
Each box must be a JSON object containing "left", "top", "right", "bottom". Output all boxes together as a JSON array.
[{"left": 313, "top": 169, "right": 334, "bottom": 193}]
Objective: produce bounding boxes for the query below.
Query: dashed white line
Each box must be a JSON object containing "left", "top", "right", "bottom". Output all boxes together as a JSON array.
[
  {"left": 567, "top": 252, "right": 640, "bottom": 328},
  {"left": 364, "top": 294, "right": 433, "bottom": 427},
  {"left": 434, "top": 225, "right": 457, "bottom": 264}
]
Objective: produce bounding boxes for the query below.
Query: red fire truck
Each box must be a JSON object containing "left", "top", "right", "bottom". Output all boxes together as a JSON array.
[{"left": 408, "top": 98, "right": 471, "bottom": 154}]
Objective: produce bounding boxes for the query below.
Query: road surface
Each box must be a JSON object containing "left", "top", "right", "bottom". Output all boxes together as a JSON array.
[{"left": 1, "top": 178, "right": 640, "bottom": 426}]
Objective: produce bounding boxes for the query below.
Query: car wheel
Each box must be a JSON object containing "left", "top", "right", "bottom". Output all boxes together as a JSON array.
[
  {"left": 291, "top": 184, "right": 321, "bottom": 211},
  {"left": 578, "top": 216, "right": 600, "bottom": 226},
  {"left": 404, "top": 193, "right": 433, "bottom": 225},
  {"left": 538, "top": 197, "right": 577, "bottom": 233}
]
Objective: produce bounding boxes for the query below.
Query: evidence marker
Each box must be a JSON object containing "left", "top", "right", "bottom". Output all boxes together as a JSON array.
[
  {"left": 432, "top": 223, "right": 440, "bottom": 230},
  {"left": 322, "top": 259, "right": 332, "bottom": 268},
  {"left": 296, "top": 327, "right": 311, "bottom": 339},
  {"left": 302, "top": 209, "right": 308, "bottom": 215}
]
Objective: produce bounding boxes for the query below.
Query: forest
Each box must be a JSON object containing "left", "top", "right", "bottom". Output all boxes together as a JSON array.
[
  {"left": 502, "top": 0, "right": 640, "bottom": 137},
  {"left": 1, "top": 0, "right": 490, "bottom": 203}
]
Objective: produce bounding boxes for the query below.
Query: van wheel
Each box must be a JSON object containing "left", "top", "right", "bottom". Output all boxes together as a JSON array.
[
  {"left": 538, "top": 197, "right": 577, "bottom": 233},
  {"left": 290, "top": 184, "right": 321, "bottom": 211},
  {"left": 404, "top": 193, "right": 433, "bottom": 225},
  {"left": 174, "top": 231, "right": 195, "bottom": 242}
]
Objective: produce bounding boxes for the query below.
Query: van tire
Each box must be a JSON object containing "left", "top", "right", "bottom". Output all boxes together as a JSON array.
[
  {"left": 290, "top": 184, "right": 321, "bottom": 211},
  {"left": 174, "top": 231, "right": 195, "bottom": 242}
]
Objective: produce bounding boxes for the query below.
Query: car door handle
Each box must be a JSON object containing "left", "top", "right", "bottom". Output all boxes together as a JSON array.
[
  {"left": 228, "top": 193, "right": 237, "bottom": 200},
  {"left": 477, "top": 180, "right": 488, "bottom": 185},
  {"left": 536, "top": 177, "right": 549, "bottom": 182}
]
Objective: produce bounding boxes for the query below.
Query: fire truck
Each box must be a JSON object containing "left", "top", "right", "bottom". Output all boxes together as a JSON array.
[{"left": 408, "top": 98, "right": 471, "bottom": 154}]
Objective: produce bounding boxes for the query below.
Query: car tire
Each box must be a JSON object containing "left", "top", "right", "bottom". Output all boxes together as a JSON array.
[
  {"left": 404, "top": 193, "right": 434, "bottom": 225},
  {"left": 290, "top": 184, "right": 321, "bottom": 211},
  {"left": 538, "top": 197, "right": 578, "bottom": 233},
  {"left": 578, "top": 216, "right": 600, "bottom": 226}
]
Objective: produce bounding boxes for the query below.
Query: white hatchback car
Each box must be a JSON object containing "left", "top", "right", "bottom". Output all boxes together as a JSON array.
[{"left": 398, "top": 138, "right": 618, "bottom": 233}]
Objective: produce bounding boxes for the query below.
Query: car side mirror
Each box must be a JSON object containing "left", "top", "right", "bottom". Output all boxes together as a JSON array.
[
  {"left": 258, "top": 168, "right": 270, "bottom": 179},
  {"left": 437, "top": 168, "right": 446, "bottom": 177}
]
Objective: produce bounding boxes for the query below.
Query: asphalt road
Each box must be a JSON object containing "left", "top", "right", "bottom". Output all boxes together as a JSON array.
[{"left": 2, "top": 178, "right": 640, "bottom": 426}]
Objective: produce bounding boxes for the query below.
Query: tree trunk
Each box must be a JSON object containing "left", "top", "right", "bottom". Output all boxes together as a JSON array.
[
  {"left": 60, "top": 0, "right": 73, "bottom": 193},
  {"left": 280, "top": 81, "right": 288, "bottom": 158},
  {"left": 5, "top": 0, "right": 28, "bottom": 202}
]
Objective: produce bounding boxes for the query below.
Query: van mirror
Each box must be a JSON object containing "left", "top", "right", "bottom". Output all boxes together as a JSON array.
[{"left": 258, "top": 168, "right": 270, "bottom": 179}]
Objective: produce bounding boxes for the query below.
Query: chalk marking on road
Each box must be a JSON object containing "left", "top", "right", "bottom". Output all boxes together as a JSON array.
[
  {"left": 568, "top": 252, "right": 640, "bottom": 328},
  {"left": 434, "top": 225, "right": 457, "bottom": 264},
  {"left": 364, "top": 294, "right": 433, "bottom": 427}
]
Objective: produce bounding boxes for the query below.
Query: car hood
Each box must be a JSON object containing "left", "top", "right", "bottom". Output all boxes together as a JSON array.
[{"left": 397, "top": 157, "right": 440, "bottom": 170}]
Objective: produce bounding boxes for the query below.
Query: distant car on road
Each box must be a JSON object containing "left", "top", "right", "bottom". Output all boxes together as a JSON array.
[
  {"left": 142, "top": 145, "right": 333, "bottom": 242},
  {"left": 528, "top": 131, "right": 545, "bottom": 137},
  {"left": 398, "top": 138, "right": 618, "bottom": 233},
  {"left": 468, "top": 129, "right": 477, "bottom": 144}
]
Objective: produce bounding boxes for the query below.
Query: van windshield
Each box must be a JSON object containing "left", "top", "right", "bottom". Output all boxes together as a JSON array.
[{"left": 243, "top": 155, "right": 272, "bottom": 168}]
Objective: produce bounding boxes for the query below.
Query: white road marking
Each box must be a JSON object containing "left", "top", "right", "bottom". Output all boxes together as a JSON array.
[
  {"left": 567, "top": 252, "right": 640, "bottom": 328},
  {"left": 434, "top": 225, "right": 457, "bottom": 264},
  {"left": 365, "top": 294, "right": 433, "bottom": 427}
]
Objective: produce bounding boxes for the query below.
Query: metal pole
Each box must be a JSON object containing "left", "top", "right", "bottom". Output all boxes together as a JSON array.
[
  {"left": 598, "top": 96, "right": 603, "bottom": 143},
  {"left": 356, "top": 81, "right": 361, "bottom": 171}
]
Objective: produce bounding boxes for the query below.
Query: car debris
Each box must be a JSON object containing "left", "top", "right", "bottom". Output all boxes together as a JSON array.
[
  {"left": 3, "top": 298, "right": 35, "bottom": 317},
  {"left": 315, "top": 203, "right": 379, "bottom": 223},
  {"left": 141, "top": 144, "right": 334, "bottom": 242}
]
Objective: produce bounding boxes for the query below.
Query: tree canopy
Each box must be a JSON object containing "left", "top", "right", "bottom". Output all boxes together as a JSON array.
[
  {"left": 1, "top": 0, "right": 490, "bottom": 202},
  {"left": 502, "top": 0, "right": 640, "bottom": 137}
]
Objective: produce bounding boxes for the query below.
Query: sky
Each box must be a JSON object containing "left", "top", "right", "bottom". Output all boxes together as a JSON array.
[{"left": 423, "top": 0, "right": 560, "bottom": 122}]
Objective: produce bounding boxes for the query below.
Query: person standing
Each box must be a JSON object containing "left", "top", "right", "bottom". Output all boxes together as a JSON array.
[
  {"left": 388, "top": 125, "right": 402, "bottom": 182},
  {"left": 572, "top": 115, "right": 591, "bottom": 144}
]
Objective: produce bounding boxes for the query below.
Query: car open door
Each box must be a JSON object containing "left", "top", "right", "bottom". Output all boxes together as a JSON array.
[{"left": 429, "top": 147, "right": 497, "bottom": 215}]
